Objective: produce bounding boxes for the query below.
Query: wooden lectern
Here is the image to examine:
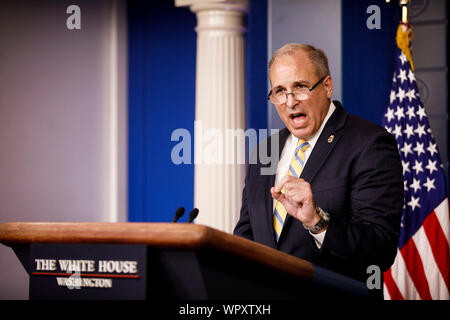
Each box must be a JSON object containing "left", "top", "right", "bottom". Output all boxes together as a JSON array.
[{"left": 0, "top": 222, "right": 369, "bottom": 300}]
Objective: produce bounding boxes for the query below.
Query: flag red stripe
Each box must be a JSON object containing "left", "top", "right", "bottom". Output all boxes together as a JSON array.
[
  {"left": 384, "top": 268, "right": 404, "bottom": 300},
  {"left": 422, "top": 210, "right": 450, "bottom": 292},
  {"left": 400, "top": 238, "right": 433, "bottom": 300}
]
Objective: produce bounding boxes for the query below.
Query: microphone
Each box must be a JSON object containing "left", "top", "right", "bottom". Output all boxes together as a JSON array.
[
  {"left": 187, "top": 208, "right": 199, "bottom": 223},
  {"left": 172, "top": 206, "right": 185, "bottom": 223}
]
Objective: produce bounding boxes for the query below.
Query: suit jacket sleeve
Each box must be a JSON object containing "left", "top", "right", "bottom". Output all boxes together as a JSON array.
[
  {"left": 234, "top": 164, "right": 254, "bottom": 241},
  {"left": 317, "top": 129, "right": 403, "bottom": 278}
]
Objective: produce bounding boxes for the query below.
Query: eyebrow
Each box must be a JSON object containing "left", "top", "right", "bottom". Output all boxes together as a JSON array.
[
  {"left": 271, "top": 85, "right": 284, "bottom": 92},
  {"left": 271, "top": 80, "right": 309, "bottom": 91},
  {"left": 293, "top": 80, "right": 309, "bottom": 87}
]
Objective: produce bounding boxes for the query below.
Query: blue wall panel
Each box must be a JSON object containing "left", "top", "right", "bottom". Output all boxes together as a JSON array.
[
  {"left": 342, "top": 0, "right": 401, "bottom": 124},
  {"left": 246, "top": 0, "right": 268, "bottom": 132},
  {"left": 128, "top": 0, "right": 196, "bottom": 222}
]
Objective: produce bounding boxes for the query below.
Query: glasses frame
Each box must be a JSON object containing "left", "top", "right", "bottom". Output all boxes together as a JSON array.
[{"left": 267, "top": 75, "right": 327, "bottom": 104}]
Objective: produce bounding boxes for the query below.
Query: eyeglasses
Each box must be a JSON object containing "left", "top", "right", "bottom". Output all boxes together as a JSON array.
[{"left": 267, "top": 76, "right": 327, "bottom": 105}]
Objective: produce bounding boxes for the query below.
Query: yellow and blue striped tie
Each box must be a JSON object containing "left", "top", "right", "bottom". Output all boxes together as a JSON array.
[{"left": 273, "top": 139, "right": 310, "bottom": 241}]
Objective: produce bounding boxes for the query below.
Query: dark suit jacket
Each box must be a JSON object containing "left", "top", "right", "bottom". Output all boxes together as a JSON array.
[{"left": 234, "top": 101, "right": 404, "bottom": 282}]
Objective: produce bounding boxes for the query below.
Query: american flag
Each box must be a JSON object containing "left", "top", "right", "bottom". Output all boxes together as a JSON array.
[{"left": 381, "top": 24, "right": 450, "bottom": 300}]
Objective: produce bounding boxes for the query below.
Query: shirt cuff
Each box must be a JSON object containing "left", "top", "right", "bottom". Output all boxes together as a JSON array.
[{"left": 310, "top": 230, "right": 326, "bottom": 249}]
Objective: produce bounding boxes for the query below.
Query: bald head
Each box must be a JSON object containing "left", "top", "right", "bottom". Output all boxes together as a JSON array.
[{"left": 268, "top": 44, "right": 330, "bottom": 82}]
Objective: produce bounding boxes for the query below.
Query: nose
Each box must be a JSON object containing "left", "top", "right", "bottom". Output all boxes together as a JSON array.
[{"left": 285, "top": 93, "right": 297, "bottom": 109}]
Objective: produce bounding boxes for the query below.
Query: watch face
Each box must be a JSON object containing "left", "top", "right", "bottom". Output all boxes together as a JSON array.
[{"left": 317, "top": 207, "right": 330, "bottom": 220}]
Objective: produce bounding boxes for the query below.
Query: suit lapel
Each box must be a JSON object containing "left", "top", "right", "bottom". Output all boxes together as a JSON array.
[{"left": 300, "top": 104, "right": 348, "bottom": 183}]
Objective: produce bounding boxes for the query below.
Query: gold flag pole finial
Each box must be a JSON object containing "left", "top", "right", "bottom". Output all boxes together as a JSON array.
[{"left": 396, "top": 0, "right": 414, "bottom": 71}]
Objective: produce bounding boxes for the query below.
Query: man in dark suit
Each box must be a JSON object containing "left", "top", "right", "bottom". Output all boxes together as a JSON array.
[{"left": 234, "top": 44, "right": 404, "bottom": 285}]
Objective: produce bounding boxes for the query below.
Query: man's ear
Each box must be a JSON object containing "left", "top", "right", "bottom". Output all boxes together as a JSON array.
[{"left": 324, "top": 75, "right": 333, "bottom": 99}]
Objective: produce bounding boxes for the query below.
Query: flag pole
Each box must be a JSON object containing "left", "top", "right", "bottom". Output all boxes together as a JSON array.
[{"left": 399, "top": 0, "right": 410, "bottom": 23}]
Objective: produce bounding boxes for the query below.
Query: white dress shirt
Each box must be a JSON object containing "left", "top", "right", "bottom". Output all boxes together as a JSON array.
[{"left": 273, "top": 101, "right": 336, "bottom": 248}]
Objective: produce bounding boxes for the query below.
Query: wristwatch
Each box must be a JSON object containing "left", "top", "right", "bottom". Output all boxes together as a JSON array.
[{"left": 303, "top": 207, "right": 330, "bottom": 234}]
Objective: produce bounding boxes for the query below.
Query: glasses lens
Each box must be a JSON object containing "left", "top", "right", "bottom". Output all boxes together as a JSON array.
[
  {"left": 269, "top": 88, "right": 310, "bottom": 104},
  {"left": 270, "top": 93, "right": 285, "bottom": 104},
  {"left": 294, "top": 88, "right": 310, "bottom": 101}
]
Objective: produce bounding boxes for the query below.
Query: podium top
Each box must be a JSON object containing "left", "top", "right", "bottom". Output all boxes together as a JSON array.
[{"left": 0, "top": 222, "right": 313, "bottom": 280}]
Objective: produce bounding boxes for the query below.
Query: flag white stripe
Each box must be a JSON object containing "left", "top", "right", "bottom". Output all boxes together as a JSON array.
[
  {"left": 413, "top": 226, "right": 449, "bottom": 300},
  {"left": 383, "top": 285, "right": 391, "bottom": 300},
  {"left": 390, "top": 248, "right": 421, "bottom": 299},
  {"left": 434, "top": 198, "right": 450, "bottom": 247}
]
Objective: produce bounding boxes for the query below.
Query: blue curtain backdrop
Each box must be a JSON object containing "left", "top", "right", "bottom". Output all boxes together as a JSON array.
[
  {"left": 246, "top": 0, "right": 268, "bottom": 132},
  {"left": 342, "top": 0, "right": 401, "bottom": 124},
  {"left": 128, "top": 0, "right": 196, "bottom": 222},
  {"left": 127, "top": 0, "right": 268, "bottom": 222}
]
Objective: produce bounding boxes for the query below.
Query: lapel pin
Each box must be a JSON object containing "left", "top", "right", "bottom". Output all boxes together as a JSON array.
[{"left": 328, "top": 135, "right": 334, "bottom": 143}]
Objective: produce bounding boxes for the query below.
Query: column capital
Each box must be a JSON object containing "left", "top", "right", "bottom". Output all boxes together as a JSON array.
[{"left": 175, "top": 0, "right": 249, "bottom": 14}]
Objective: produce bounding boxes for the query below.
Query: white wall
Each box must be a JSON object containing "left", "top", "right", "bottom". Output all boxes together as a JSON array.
[
  {"left": 268, "top": 0, "right": 342, "bottom": 129},
  {"left": 0, "top": 0, "right": 127, "bottom": 299}
]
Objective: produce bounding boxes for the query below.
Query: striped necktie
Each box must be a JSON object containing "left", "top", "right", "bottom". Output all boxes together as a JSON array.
[{"left": 273, "top": 139, "right": 310, "bottom": 241}]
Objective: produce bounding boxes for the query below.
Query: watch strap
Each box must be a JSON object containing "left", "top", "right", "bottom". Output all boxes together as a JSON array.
[{"left": 303, "top": 207, "right": 330, "bottom": 234}]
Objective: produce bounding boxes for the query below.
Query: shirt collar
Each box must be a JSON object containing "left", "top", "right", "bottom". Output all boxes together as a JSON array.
[{"left": 290, "top": 101, "right": 336, "bottom": 150}]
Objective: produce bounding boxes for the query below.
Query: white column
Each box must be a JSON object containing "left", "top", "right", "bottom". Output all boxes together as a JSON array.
[
  {"left": 103, "top": 0, "right": 128, "bottom": 223},
  {"left": 175, "top": 0, "right": 248, "bottom": 233}
]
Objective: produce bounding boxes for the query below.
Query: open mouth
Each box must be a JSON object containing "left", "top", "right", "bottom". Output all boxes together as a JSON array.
[
  {"left": 289, "top": 112, "right": 306, "bottom": 123},
  {"left": 290, "top": 112, "right": 307, "bottom": 126},
  {"left": 290, "top": 112, "right": 306, "bottom": 120}
]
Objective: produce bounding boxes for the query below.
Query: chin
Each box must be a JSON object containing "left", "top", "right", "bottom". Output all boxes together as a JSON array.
[{"left": 290, "top": 130, "right": 311, "bottom": 140}]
